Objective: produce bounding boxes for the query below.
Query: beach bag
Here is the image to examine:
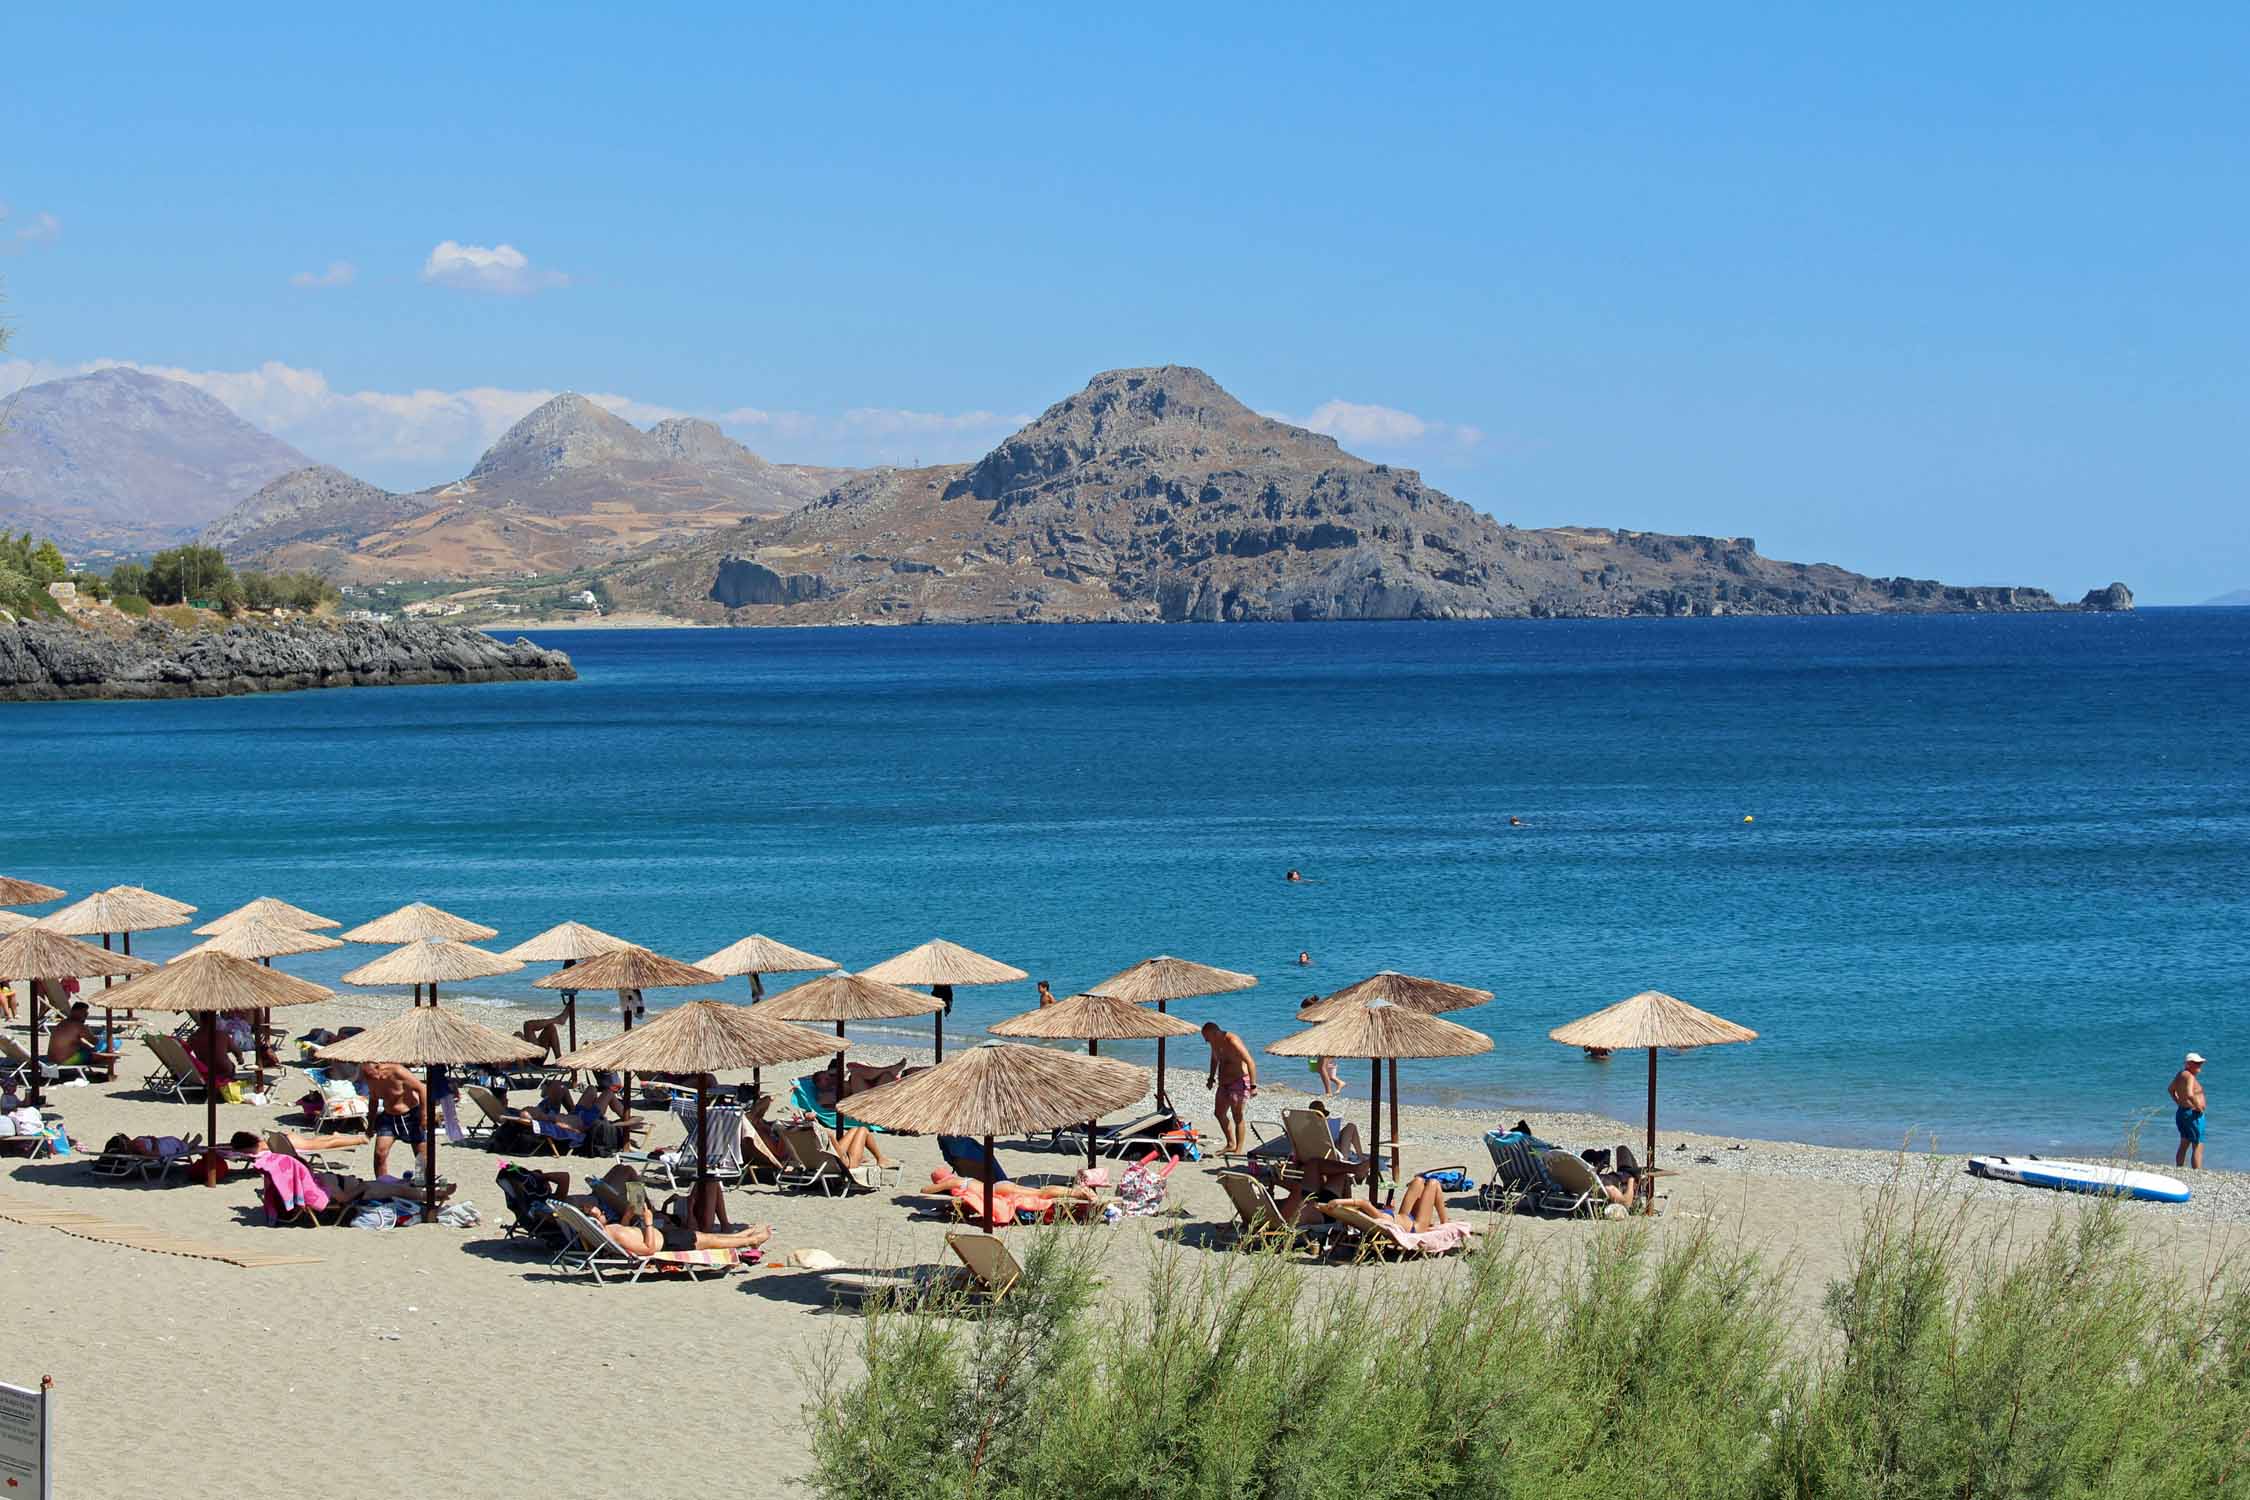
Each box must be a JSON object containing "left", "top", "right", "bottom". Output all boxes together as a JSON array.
[
  {"left": 1116, "top": 1162, "right": 1168, "bottom": 1217},
  {"left": 349, "top": 1201, "right": 401, "bottom": 1231}
]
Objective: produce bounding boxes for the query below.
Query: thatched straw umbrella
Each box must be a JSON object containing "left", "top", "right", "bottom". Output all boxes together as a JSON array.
[
  {"left": 695, "top": 933, "right": 835, "bottom": 1093},
  {"left": 341, "top": 904, "right": 500, "bottom": 1005},
  {"left": 39, "top": 884, "right": 198, "bottom": 1037},
  {"left": 757, "top": 971, "right": 942, "bottom": 1097},
  {"left": 193, "top": 897, "right": 341, "bottom": 936},
  {"left": 503, "top": 920, "right": 632, "bottom": 1052},
  {"left": 320, "top": 1007, "right": 543, "bottom": 1225},
  {"left": 559, "top": 1000, "right": 844, "bottom": 1229},
  {"left": 0, "top": 927, "right": 155, "bottom": 1106},
  {"left": 1548, "top": 991, "right": 1757, "bottom": 1189},
  {"left": 847, "top": 1042, "right": 1148, "bottom": 1230},
  {"left": 179, "top": 918, "right": 346, "bottom": 1090},
  {"left": 340, "top": 938, "right": 523, "bottom": 1009},
  {"left": 0, "top": 875, "right": 65, "bottom": 907},
  {"left": 989, "top": 992, "right": 1195, "bottom": 1166},
  {"left": 104, "top": 950, "right": 328, "bottom": 1175},
  {"left": 1086, "top": 955, "right": 1258, "bottom": 1114},
  {"left": 1269, "top": 999, "right": 1493, "bottom": 1200},
  {"left": 0, "top": 912, "right": 35, "bottom": 935},
  {"left": 1300, "top": 972, "right": 1494, "bottom": 1181},
  {"left": 532, "top": 946, "right": 717, "bottom": 1093},
  {"left": 860, "top": 939, "right": 1026, "bottom": 1063}
]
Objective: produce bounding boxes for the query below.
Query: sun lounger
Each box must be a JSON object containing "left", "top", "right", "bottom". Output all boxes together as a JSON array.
[
  {"left": 1215, "top": 1170, "right": 1326, "bottom": 1251},
  {"left": 1317, "top": 1200, "right": 1480, "bottom": 1258},
  {"left": 621, "top": 1099, "right": 747, "bottom": 1191},
  {"left": 776, "top": 1122, "right": 885, "bottom": 1195},
  {"left": 90, "top": 1132, "right": 204, "bottom": 1181},
  {"left": 0, "top": 1111, "right": 64, "bottom": 1161},
  {"left": 141, "top": 1034, "right": 209, "bottom": 1102},
  {"left": 1480, "top": 1137, "right": 1588, "bottom": 1215},
  {"left": 300, "top": 1067, "right": 370, "bottom": 1129},
  {"left": 1218, "top": 1115, "right": 1286, "bottom": 1167},
  {"left": 459, "top": 1084, "right": 514, "bottom": 1145},
  {"left": 1537, "top": 1150, "right": 1609, "bottom": 1219},
  {"left": 0, "top": 1034, "right": 110, "bottom": 1088},
  {"left": 1281, "top": 1107, "right": 1377, "bottom": 1190},
  {"left": 546, "top": 1200, "right": 741, "bottom": 1283},
  {"left": 821, "top": 1230, "right": 1029, "bottom": 1306}
]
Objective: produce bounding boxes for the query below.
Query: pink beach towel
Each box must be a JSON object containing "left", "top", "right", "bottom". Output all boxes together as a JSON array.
[
  {"left": 254, "top": 1150, "right": 330, "bottom": 1223},
  {"left": 1383, "top": 1220, "right": 1475, "bottom": 1254}
]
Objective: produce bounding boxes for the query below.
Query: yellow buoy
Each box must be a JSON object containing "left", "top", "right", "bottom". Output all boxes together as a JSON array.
[{"left": 1742, "top": 815, "right": 1755, "bottom": 823}]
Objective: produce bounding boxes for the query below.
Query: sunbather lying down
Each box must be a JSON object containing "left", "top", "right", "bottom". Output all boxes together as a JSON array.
[
  {"left": 927, "top": 1166, "right": 1101, "bottom": 1224},
  {"left": 1319, "top": 1177, "right": 1457, "bottom": 1233},
  {"left": 232, "top": 1129, "right": 368, "bottom": 1153},
  {"left": 583, "top": 1196, "right": 771, "bottom": 1256}
]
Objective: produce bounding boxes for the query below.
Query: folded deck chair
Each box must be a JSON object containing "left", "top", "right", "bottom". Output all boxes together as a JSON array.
[
  {"left": 777, "top": 1122, "right": 884, "bottom": 1195},
  {"left": 460, "top": 1085, "right": 518, "bottom": 1145},
  {"left": 1215, "top": 1170, "right": 1324, "bottom": 1251},
  {"left": 547, "top": 1200, "right": 739, "bottom": 1283},
  {"left": 822, "top": 1230, "right": 1028, "bottom": 1306},
  {"left": 1318, "top": 1199, "right": 1479, "bottom": 1258},
  {"left": 141, "top": 1034, "right": 209, "bottom": 1102}
]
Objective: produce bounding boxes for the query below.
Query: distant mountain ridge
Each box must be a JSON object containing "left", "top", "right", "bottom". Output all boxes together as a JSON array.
[
  {"left": 200, "top": 394, "right": 859, "bottom": 580},
  {"left": 0, "top": 368, "right": 311, "bottom": 554},
  {"left": 2203, "top": 589, "right": 2250, "bottom": 607},
  {"left": 602, "top": 365, "right": 2133, "bottom": 626}
]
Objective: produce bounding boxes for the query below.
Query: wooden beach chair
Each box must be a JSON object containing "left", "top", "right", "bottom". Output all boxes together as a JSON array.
[
  {"left": 777, "top": 1122, "right": 884, "bottom": 1195},
  {"left": 1215, "top": 1170, "right": 1325, "bottom": 1252},
  {"left": 546, "top": 1201, "right": 740, "bottom": 1284}
]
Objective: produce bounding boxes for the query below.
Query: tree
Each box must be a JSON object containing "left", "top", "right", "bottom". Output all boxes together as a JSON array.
[
  {"left": 106, "top": 562, "right": 148, "bottom": 601},
  {"left": 145, "top": 544, "right": 233, "bottom": 605},
  {"left": 28, "top": 540, "right": 66, "bottom": 583}
]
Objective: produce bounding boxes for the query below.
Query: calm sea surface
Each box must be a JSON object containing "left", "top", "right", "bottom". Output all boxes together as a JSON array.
[{"left": 9, "top": 611, "right": 2246, "bottom": 1157}]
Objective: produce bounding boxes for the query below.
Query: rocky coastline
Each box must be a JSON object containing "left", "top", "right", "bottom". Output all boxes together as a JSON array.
[{"left": 0, "top": 616, "right": 575, "bottom": 702}]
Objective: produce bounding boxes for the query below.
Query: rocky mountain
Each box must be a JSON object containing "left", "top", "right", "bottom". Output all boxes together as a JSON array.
[
  {"left": 0, "top": 616, "right": 574, "bottom": 702},
  {"left": 205, "top": 395, "right": 856, "bottom": 581},
  {"left": 2202, "top": 589, "right": 2250, "bottom": 607},
  {"left": 603, "top": 365, "right": 2132, "bottom": 626},
  {"left": 0, "top": 368, "right": 311, "bottom": 555}
]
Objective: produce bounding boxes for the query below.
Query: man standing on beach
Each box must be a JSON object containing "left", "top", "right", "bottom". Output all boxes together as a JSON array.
[
  {"left": 1202, "top": 1021, "right": 1257, "bottom": 1156},
  {"left": 365, "top": 1060, "right": 427, "bottom": 1178},
  {"left": 2171, "top": 1052, "right": 2207, "bottom": 1170}
]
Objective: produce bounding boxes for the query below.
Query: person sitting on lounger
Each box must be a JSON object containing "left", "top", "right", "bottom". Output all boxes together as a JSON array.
[
  {"left": 927, "top": 1166, "right": 1099, "bottom": 1223},
  {"left": 572, "top": 1077, "right": 648, "bottom": 1140},
  {"left": 741, "top": 1094, "right": 787, "bottom": 1175},
  {"left": 517, "top": 1007, "right": 571, "bottom": 1062},
  {"left": 834, "top": 1123, "right": 894, "bottom": 1174},
  {"left": 46, "top": 1003, "right": 122, "bottom": 1079},
  {"left": 1323, "top": 1176, "right": 1456, "bottom": 1234}
]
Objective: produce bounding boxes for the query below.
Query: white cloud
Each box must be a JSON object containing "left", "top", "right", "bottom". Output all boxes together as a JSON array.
[
  {"left": 289, "top": 260, "right": 356, "bottom": 289},
  {"left": 420, "top": 240, "right": 568, "bottom": 296},
  {"left": 0, "top": 206, "right": 60, "bottom": 251},
  {"left": 1277, "top": 398, "right": 1484, "bottom": 453},
  {"left": 0, "top": 356, "right": 1021, "bottom": 485}
]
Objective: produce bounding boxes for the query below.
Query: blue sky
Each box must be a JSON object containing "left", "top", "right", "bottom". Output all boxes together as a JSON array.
[{"left": 3, "top": 5, "right": 2243, "bottom": 601}]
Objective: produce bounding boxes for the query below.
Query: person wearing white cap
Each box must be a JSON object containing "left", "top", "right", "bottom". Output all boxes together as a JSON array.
[{"left": 2170, "top": 1052, "right": 2207, "bottom": 1170}]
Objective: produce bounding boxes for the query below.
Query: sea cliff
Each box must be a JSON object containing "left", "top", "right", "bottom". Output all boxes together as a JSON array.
[{"left": 0, "top": 617, "right": 575, "bottom": 702}]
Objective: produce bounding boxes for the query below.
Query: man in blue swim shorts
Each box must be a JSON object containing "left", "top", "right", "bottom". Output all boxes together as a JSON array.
[{"left": 2170, "top": 1051, "right": 2207, "bottom": 1170}]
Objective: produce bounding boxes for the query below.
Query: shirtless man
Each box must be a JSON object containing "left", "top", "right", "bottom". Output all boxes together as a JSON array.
[
  {"left": 2171, "top": 1052, "right": 2208, "bottom": 1170},
  {"left": 1202, "top": 1020, "right": 1257, "bottom": 1156},
  {"left": 46, "top": 1003, "right": 120, "bottom": 1080},
  {"left": 364, "top": 1061, "right": 427, "bottom": 1177}
]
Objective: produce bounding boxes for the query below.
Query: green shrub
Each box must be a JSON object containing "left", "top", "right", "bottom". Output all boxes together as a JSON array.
[
  {"left": 112, "top": 592, "right": 150, "bottom": 617},
  {"left": 804, "top": 1180, "right": 2248, "bottom": 1500}
]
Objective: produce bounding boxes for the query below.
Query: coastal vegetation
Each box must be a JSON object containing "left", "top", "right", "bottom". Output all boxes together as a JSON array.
[{"left": 804, "top": 1178, "right": 2247, "bottom": 1499}]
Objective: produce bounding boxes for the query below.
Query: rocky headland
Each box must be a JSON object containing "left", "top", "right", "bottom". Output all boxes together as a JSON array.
[
  {"left": 603, "top": 366, "right": 2136, "bottom": 626},
  {"left": 0, "top": 616, "right": 575, "bottom": 702}
]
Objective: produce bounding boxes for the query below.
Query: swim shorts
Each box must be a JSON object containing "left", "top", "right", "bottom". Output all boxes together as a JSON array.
[
  {"left": 2177, "top": 1107, "right": 2205, "bottom": 1144},
  {"left": 376, "top": 1111, "right": 426, "bottom": 1145},
  {"left": 1215, "top": 1078, "right": 1250, "bottom": 1108}
]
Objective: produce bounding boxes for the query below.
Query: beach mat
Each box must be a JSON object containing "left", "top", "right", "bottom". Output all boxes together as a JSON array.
[{"left": 0, "top": 1194, "right": 322, "bottom": 1268}]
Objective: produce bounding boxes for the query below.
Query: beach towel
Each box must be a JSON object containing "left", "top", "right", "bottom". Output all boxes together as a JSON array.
[
  {"left": 254, "top": 1151, "right": 331, "bottom": 1223},
  {"left": 1386, "top": 1220, "right": 1475, "bottom": 1254},
  {"left": 789, "top": 1075, "right": 887, "bottom": 1134}
]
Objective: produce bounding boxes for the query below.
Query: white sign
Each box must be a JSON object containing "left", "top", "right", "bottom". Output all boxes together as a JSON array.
[{"left": 0, "top": 1379, "right": 51, "bottom": 1499}]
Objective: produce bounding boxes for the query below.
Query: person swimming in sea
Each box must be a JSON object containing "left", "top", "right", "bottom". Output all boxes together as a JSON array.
[{"left": 1285, "top": 869, "right": 1303, "bottom": 882}]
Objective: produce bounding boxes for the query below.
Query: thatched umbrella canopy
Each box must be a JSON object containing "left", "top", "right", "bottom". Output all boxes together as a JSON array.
[
  {"left": 1549, "top": 991, "right": 1758, "bottom": 1185},
  {"left": 37, "top": 884, "right": 198, "bottom": 1031},
  {"left": 0, "top": 927, "right": 156, "bottom": 1107},
  {"left": 105, "top": 950, "right": 329, "bottom": 1169},
  {"left": 182, "top": 917, "right": 344, "bottom": 961},
  {"left": 759, "top": 971, "right": 942, "bottom": 1085},
  {"left": 531, "top": 945, "right": 717, "bottom": 1088},
  {"left": 340, "top": 938, "right": 523, "bottom": 1008},
  {"left": 194, "top": 897, "right": 341, "bottom": 935},
  {"left": 559, "top": 999, "right": 846, "bottom": 1229},
  {"left": 847, "top": 1043, "right": 1149, "bottom": 1229},
  {"left": 1269, "top": 1000, "right": 1494, "bottom": 1200},
  {"left": 695, "top": 933, "right": 837, "bottom": 1090},
  {"left": 339, "top": 902, "right": 498, "bottom": 946},
  {"left": 989, "top": 992, "right": 1199, "bottom": 1166},
  {"left": 0, "top": 875, "right": 64, "bottom": 907},
  {"left": 502, "top": 920, "right": 632, "bottom": 1052},
  {"left": 319, "top": 1006, "right": 544, "bottom": 1227},
  {"left": 1086, "top": 954, "right": 1258, "bottom": 1114},
  {"left": 1299, "top": 971, "right": 1491, "bottom": 1021},
  {"left": 860, "top": 939, "right": 1027, "bottom": 1063},
  {"left": 0, "top": 911, "right": 35, "bottom": 935}
]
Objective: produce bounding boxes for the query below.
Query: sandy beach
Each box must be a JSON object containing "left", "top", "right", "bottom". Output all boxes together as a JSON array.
[{"left": 5, "top": 999, "right": 2243, "bottom": 1499}]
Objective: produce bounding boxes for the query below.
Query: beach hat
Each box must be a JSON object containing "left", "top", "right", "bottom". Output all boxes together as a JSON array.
[{"left": 2185, "top": 1052, "right": 2206, "bottom": 1064}]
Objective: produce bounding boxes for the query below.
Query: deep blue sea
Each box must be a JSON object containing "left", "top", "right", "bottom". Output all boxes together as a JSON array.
[{"left": 9, "top": 611, "right": 2247, "bottom": 1158}]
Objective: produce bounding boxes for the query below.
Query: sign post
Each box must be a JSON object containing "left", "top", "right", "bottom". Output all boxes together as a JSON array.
[{"left": 0, "top": 1377, "right": 53, "bottom": 1498}]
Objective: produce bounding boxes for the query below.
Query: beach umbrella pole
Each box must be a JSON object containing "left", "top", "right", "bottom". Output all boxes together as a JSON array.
[
  {"left": 1154, "top": 1000, "right": 1170, "bottom": 1114},
  {"left": 1388, "top": 1056, "right": 1401, "bottom": 1194},
  {"left": 932, "top": 986, "right": 945, "bottom": 1063},
  {"left": 201, "top": 1013, "right": 221, "bottom": 1183},
  {"left": 1085, "top": 1039, "right": 1101, "bottom": 1168},
  {"left": 1370, "top": 1056, "right": 1386, "bottom": 1207},
  {"left": 100, "top": 933, "right": 115, "bottom": 1053},
  {"left": 982, "top": 1132, "right": 997, "bottom": 1231},
  {"left": 423, "top": 1065, "right": 438, "bottom": 1227},
  {"left": 1645, "top": 1047, "right": 1658, "bottom": 1205},
  {"left": 27, "top": 987, "right": 43, "bottom": 1110},
  {"left": 562, "top": 958, "right": 577, "bottom": 1051}
]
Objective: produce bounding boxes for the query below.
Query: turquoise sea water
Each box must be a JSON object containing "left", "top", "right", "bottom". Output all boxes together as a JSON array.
[{"left": 8, "top": 611, "right": 2246, "bottom": 1157}]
